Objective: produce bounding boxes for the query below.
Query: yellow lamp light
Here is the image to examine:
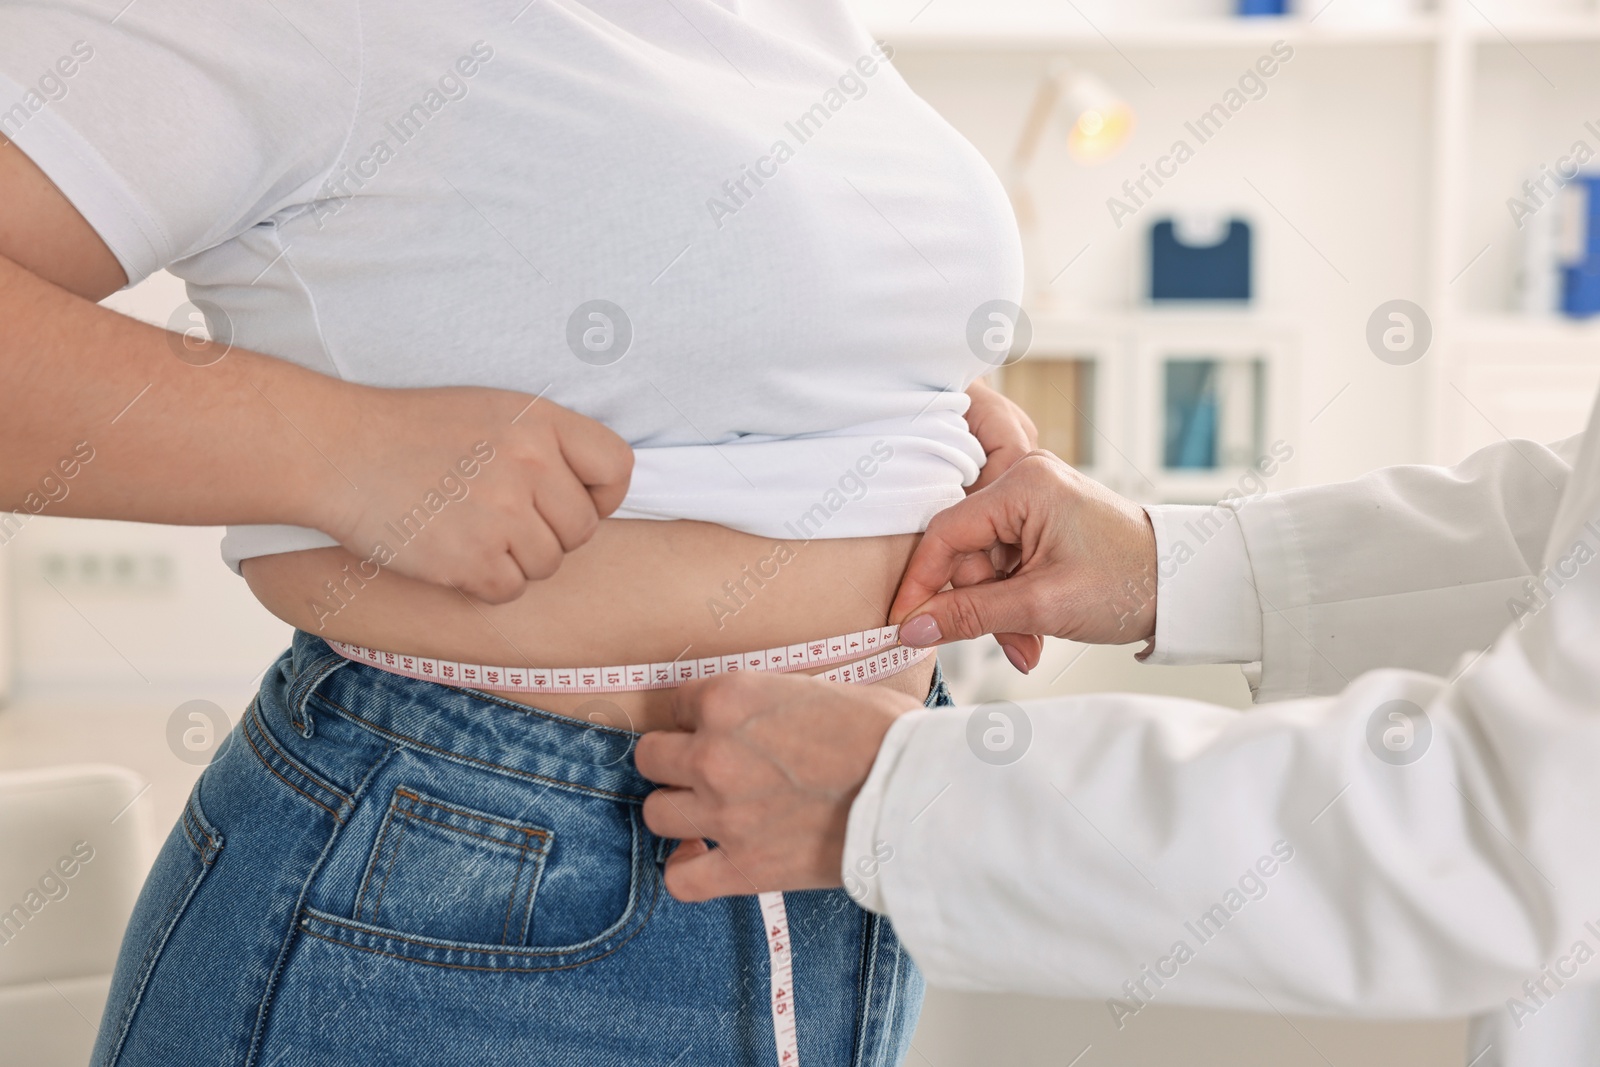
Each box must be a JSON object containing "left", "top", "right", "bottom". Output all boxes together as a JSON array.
[
  {"left": 1007, "top": 64, "right": 1135, "bottom": 305},
  {"left": 1067, "top": 98, "right": 1136, "bottom": 164}
]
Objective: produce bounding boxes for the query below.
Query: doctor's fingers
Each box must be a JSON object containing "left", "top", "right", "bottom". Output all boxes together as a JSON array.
[
  {"left": 643, "top": 786, "right": 779, "bottom": 857},
  {"left": 994, "top": 631, "right": 1046, "bottom": 673},
  {"left": 948, "top": 553, "right": 1045, "bottom": 670},
  {"left": 891, "top": 507, "right": 1013, "bottom": 623},
  {"left": 662, "top": 840, "right": 770, "bottom": 902},
  {"left": 640, "top": 787, "right": 718, "bottom": 841},
  {"left": 899, "top": 571, "right": 1063, "bottom": 648},
  {"left": 668, "top": 670, "right": 802, "bottom": 737},
  {"left": 633, "top": 731, "right": 697, "bottom": 788},
  {"left": 890, "top": 453, "right": 1064, "bottom": 621}
]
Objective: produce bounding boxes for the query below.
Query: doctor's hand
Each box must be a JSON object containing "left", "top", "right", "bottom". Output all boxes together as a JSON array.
[
  {"left": 891, "top": 450, "right": 1157, "bottom": 673},
  {"left": 635, "top": 671, "right": 921, "bottom": 902}
]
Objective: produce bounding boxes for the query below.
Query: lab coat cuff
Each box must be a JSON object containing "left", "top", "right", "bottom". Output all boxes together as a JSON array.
[
  {"left": 1143, "top": 504, "right": 1263, "bottom": 665},
  {"left": 841, "top": 708, "right": 930, "bottom": 914},
  {"left": 1230, "top": 491, "right": 1318, "bottom": 701}
]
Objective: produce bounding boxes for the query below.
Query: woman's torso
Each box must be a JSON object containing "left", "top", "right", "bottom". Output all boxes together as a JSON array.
[
  {"left": 168, "top": 0, "right": 1023, "bottom": 717},
  {"left": 244, "top": 521, "right": 932, "bottom": 729}
]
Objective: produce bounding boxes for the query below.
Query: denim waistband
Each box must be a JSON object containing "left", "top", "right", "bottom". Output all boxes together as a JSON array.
[{"left": 285, "top": 630, "right": 654, "bottom": 803}]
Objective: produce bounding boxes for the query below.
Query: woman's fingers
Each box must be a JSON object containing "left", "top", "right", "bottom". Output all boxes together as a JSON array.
[
  {"left": 324, "top": 387, "right": 634, "bottom": 602},
  {"left": 501, "top": 508, "right": 565, "bottom": 584},
  {"left": 963, "top": 380, "right": 1039, "bottom": 493},
  {"left": 531, "top": 466, "right": 602, "bottom": 553},
  {"left": 969, "top": 441, "right": 1026, "bottom": 492},
  {"left": 446, "top": 545, "right": 535, "bottom": 605},
  {"left": 552, "top": 411, "right": 634, "bottom": 516}
]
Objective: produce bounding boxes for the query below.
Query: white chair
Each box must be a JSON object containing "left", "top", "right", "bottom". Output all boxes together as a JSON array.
[{"left": 0, "top": 765, "right": 152, "bottom": 1067}]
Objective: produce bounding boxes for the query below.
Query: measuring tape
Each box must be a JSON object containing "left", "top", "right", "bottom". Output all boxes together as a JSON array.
[
  {"left": 759, "top": 889, "right": 799, "bottom": 1065},
  {"left": 325, "top": 624, "right": 931, "bottom": 695},
  {"left": 325, "top": 624, "right": 934, "bottom": 1067}
]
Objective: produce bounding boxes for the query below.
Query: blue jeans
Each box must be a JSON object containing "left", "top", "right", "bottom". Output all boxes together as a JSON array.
[{"left": 92, "top": 631, "right": 949, "bottom": 1066}]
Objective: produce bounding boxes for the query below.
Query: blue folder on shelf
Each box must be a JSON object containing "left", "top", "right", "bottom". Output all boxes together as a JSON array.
[
  {"left": 1561, "top": 175, "right": 1600, "bottom": 318},
  {"left": 1150, "top": 218, "right": 1252, "bottom": 302}
]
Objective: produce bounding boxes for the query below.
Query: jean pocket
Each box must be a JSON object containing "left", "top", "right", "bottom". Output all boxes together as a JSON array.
[
  {"left": 301, "top": 783, "right": 658, "bottom": 973},
  {"left": 94, "top": 783, "right": 224, "bottom": 1066},
  {"left": 353, "top": 786, "right": 552, "bottom": 947}
]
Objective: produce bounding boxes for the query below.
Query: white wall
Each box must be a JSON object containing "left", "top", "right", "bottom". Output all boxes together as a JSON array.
[{"left": 4, "top": 272, "right": 291, "bottom": 703}]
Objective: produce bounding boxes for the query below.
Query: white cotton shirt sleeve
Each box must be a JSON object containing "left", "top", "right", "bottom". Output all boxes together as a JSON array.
[{"left": 0, "top": 0, "right": 359, "bottom": 285}]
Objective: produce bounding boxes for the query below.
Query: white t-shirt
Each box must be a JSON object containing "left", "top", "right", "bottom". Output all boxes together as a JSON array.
[{"left": 1, "top": 0, "right": 1022, "bottom": 570}]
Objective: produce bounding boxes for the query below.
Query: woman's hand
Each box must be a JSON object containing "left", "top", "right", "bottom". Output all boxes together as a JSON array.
[
  {"left": 314, "top": 386, "right": 633, "bottom": 604},
  {"left": 2, "top": 143, "right": 632, "bottom": 607},
  {"left": 963, "top": 378, "right": 1038, "bottom": 492}
]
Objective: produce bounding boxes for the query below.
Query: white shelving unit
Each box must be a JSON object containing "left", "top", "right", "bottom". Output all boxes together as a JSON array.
[
  {"left": 1424, "top": 6, "right": 1600, "bottom": 461},
  {"left": 860, "top": 11, "right": 1444, "bottom": 50},
  {"left": 853, "top": 0, "right": 1600, "bottom": 500},
  {"left": 1008, "top": 309, "right": 1298, "bottom": 502}
]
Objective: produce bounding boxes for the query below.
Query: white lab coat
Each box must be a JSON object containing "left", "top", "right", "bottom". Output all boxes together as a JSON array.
[{"left": 843, "top": 391, "right": 1600, "bottom": 1066}]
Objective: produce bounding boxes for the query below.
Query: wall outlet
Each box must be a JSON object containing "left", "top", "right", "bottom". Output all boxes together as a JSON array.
[{"left": 36, "top": 551, "right": 177, "bottom": 594}]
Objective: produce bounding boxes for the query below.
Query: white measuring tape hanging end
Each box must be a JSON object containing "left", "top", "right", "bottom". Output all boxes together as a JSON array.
[
  {"left": 748, "top": 634, "right": 919, "bottom": 1067},
  {"left": 325, "top": 624, "right": 931, "bottom": 695},
  {"left": 325, "top": 623, "right": 937, "bottom": 1067},
  {"left": 759, "top": 890, "right": 799, "bottom": 1066}
]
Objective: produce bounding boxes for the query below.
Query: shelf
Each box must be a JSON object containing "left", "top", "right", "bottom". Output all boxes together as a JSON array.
[
  {"left": 1027, "top": 307, "right": 1299, "bottom": 335},
  {"left": 1145, "top": 471, "right": 1265, "bottom": 503},
  {"left": 1020, "top": 308, "right": 1600, "bottom": 355},
  {"left": 1462, "top": 15, "right": 1600, "bottom": 43},
  {"left": 1029, "top": 311, "right": 1600, "bottom": 339},
  {"left": 860, "top": 7, "right": 1441, "bottom": 50},
  {"left": 862, "top": 4, "right": 1600, "bottom": 51},
  {"left": 1452, "top": 314, "right": 1600, "bottom": 345}
]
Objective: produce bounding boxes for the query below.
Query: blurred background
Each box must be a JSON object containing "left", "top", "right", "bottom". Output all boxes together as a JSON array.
[{"left": 8, "top": 0, "right": 1600, "bottom": 1063}]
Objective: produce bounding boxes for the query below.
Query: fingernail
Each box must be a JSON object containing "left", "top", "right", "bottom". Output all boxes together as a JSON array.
[
  {"left": 900, "top": 615, "right": 941, "bottom": 647},
  {"left": 1003, "top": 645, "right": 1029, "bottom": 674}
]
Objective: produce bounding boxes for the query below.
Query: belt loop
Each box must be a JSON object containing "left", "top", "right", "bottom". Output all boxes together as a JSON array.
[{"left": 287, "top": 641, "right": 352, "bottom": 739}]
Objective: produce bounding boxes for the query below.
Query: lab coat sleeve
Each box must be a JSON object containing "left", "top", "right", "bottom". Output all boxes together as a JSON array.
[
  {"left": 844, "top": 416, "right": 1600, "bottom": 1019},
  {"left": 1149, "top": 433, "right": 1583, "bottom": 700},
  {"left": 1142, "top": 504, "right": 1261, "bottom": 665}
]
